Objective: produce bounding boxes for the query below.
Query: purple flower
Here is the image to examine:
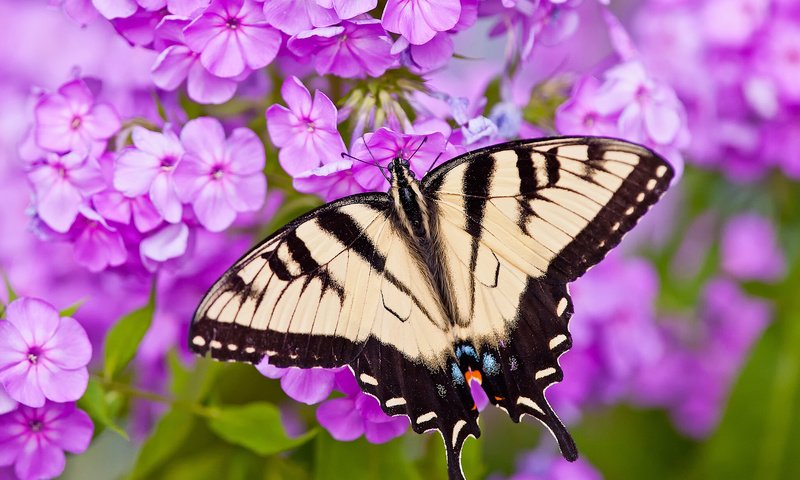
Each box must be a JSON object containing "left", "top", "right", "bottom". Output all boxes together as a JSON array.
[
  {"left": 381, "top": 0, "right": 461, "bottom": 45},
  {"left": 316, "top": 0, "right": 377, "bottom": 20},
  {"left": 34, "top": 79, "right": 121, "bottom": 156},
  {"left": 92, "top": 190, "right": 163, "bottom": 233},
  {"left": 721, "top": 214, "right": 785, "bottom": 282},
  {"left": 256, "top": 359, "right": 340, "bottom": 405},
  {"left": 114, "top": 126, "right": 186, "bottom": 224},
  {"left": 0, "top": 401, "right": 93, "bottom": 480},
  {"left": 0, "top": 298, "right": 92, "bottom": 408},
  {"left": 758, "top": 19, "right": 800, "bottom": 102},
  {"left": 92, "top": 0, "right": 138, "bottom": 19},
  {"left": 0, "top": 386, "right": 16, "bottom": 415},
  {"left": 316, "top": 370, "right": 408, "bottom": 443},
  {"left": 71, "top": 209, "right": 129, "bottom": 272},
  {"left": 27, "top": 153, "right": 105, "bottom": 233},
  {"left": 261, "top": 0, "right": 339, "bottom": 35},
  {"left": 392, "top": 32, "right": 454, "bottom": 72},
  {"left": 184, "top": 0, "right": 281, "bottom": 78},
  {"left": 266, "top": 77, "right": 346, "bottom": 175},
  {"left": 555, "top": 76, "right": 620, "bottom": 137},
  {"left": 174, "top": 117, "right": 266, "bottom": 232},
  {"left": 350, "top": 128, "right": 448, "bottom": 191},
  {"left": 151, "top": 17, "right": 239, "bottom": 105},
  {"left": 511, "top": 448, "right": 602, "bottom": 480},
  {"left": 293, "top": 160, "right": 367, "bottom": 202},
  {"left": 140, "top": 222, "right": 190, "bottom": 267},
  {"left": 288, "top": 19, "right": 396, "bottom": 78}
]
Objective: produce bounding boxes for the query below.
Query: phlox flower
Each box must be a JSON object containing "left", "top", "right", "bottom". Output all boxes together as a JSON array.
[
  {"left": 266, "top": 76, "right": 346, "bottom": 175},
  {"left": 257, "top": 359, "right": 341, "bottom": 405},
  {"left": 34, "top": 79, "right": 121, "bottom": 157},
  {"left": 316, "top": 370, "right": 408, "bottom": 443},
  {"left": 0, "top": 386, "right": 16, "bottom": 415},
  {"left": 316, "top": 0, "right": 377, "bottom": 20},
  {"left": 721, "top": 214, "right": 785, "bottom": 282},
  {"left": 114, "top": 126, "right": 186, "bottom": 224},
  {"left": 288, "top": 19, "right": 396, "bottom": 78},
  {"left": 174, "top": 117, "right": 266, "bottom": 232},
  {"left": 262, "top": 0, "right": 339, "bottom": 35},
  {"left": 0, "top": 298, "right": 92, "bottom": 408},
  {"left": 293, "top": 160, "right": 367, "bottom": 202},
  {"left": 184, "top": 0, "right": 281, "bottom": 78},
  {"left": 350, "top": 128, "right": 449, "bottom": 191},
  {"left": 27, "top": 152, "right": 105, "bottom": 233},
  {"left": 392, "top": 32, "right": 454, "bottom": 73},
  {"left": 71, "top": 209, "right": 128, "bottom": 272},
  {"left": 0, "top": 401, "right": 93, "bottom": 480},
  {"left": 92, "top": 190, "right": 163, "bottom": 233},
  {"left": 151, "top": 16, "right": 239, "bottom": 105},
  {"left": 555, "top": 76, "right": 621, "bottom": 137},
  {"left": 382, "top": 0, "right": 461, "bottom": 45}
]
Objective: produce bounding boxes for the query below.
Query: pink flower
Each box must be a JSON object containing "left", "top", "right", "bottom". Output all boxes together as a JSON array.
[
  {"left": 262, "top": 0, "right": 339, "bottom": 35},
  {"left": 34, "top": 79, "right": 121, "bottom": 156},
  {"left": 382, "top": 0, "right": 461, "bottom": 45},
  {"left": 266, "top": 77, "right": 346, "bottom": 175},
  {"left": 316, "top": 0, "right": 377, "bottom": 20},
  {"left": 71, "top": 209, "right": 129, "bottom": 272},
  {"left": 114, "top": 126, "right": 186, "bottom": 224},
  {"left": 174, "top": 117, "right": 266, "bottom": 232},
  {"left": 293, "top": 160, "right": 367, "bottom": 202},
  {"left": 0, "top": 386, "right": 16, "bottom": 415},
  {"left": 92, "top": 190, "right": 163, "bottom": 233},
  {"left": 350, "top": 128, "right": 449, "bottom": 191},
  {"left": 288, "top": 19, "right": 397, "bottom": 78},
  {"left": 256, "top": 358, "right": 340, "bottom": 405},
  {"left": 184, "top": 0, "right": 281, "bottom": 78},
  {"left": 27, "top": 153, "right": 105, "bottom": 233},
  {"left": 555, "top": 76, "right": 621, "bottom": 137},
  {"left": 0, "top": 298, "right": 92, "bottom": 408},
  {"left": 151, "top": 16, "right": 239, "bottom": 105},
  {"left": 0, "top": 401, "right": 93, "bottom": 480}
]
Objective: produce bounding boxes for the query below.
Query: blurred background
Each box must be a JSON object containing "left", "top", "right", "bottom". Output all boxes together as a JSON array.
[{"left": 1, "top": 0, "right": 799, "bottom": 479}]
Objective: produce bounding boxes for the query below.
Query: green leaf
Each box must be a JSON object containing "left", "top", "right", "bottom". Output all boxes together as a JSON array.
[
  {"left": 103, "top": 288, "right": 155, "bottom": 380},
  {"left": 78, "top": 378, "right": 129, "bottom": 440},
  {"left": 207, "top": 402, "right": 317, "bottom": 456},
  {"left": 1, "top": 271, "right": 18, "bottom": 316},
  {"left": 131, "top": 409, "right": 195, "bottom": 479},
  {"left": 60, "top": 299, "right": 86, "bottom": 318},
  {"left": 314, "top": 433, "right": 421, "bottom": 480}
]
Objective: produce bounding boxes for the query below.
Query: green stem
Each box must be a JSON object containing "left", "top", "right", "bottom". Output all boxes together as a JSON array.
[
  {"left": 757, "top": 269, "right": 800, "bottom": 479},
  {"left": 95, "top": 375, "right": 216, "bottom": 419}
]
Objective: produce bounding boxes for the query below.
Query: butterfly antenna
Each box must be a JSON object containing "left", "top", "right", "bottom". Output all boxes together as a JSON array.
[
  {"left": 341, "top": 151, "right": 390, "bottom": 182},
  {"left": 426, "top": 151, "right": 443, "bottom": 174},
  {"left": 408, "top": 135, "right": 428, "bottom": 161}
]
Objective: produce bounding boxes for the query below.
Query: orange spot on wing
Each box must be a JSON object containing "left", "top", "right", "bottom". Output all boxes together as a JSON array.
[{"left": 465, "top": 370, "right": 483, "bottom": 385}]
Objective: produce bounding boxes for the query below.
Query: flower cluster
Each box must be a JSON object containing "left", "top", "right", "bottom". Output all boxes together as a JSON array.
[
  {"left": 23, "top": 78, "right": 267, "bottom": 273},
  {"left": 633, "top": 0, "right": 800, "bottom": 180},
  {"left": 0, "top": 298, "right": 94, "bottom": 480}
]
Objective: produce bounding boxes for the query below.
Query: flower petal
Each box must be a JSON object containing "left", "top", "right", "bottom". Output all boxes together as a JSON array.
[
  {"left": 186, "top": 63, "right": 239, "bottom": 104},
  {"left": 225, "top": 128, "right": 265, "bottom": 174},
  {"left": 37, "top": 364, "right": 89, "bottom": 403},
  {"left": 114, "top": 149, "right": 161, "bottom": 197},
  {"left": 192, "top": 181, "right": 236, "bottom": 232},
  {"left": 180, "top": 117, "right": 227, "bottom": 164},
  {"left": 41, "top": 317, "right": 92, "bottom": 370},
  {"left": 2, "top": 362, "right": 44, "bottom": 408},
  {"left": 316, "top": 397, "right": 364, "bottom": 440},
  {"left": 49, "top": 406, "right": 94, "bottom": 453},
  {"left": 6, "top": 298, "right": 60, "bottom": 347},
  {"left": 279, "top": 368, "right": 336, "bottom": 405},
  {"left": 14, "top": 441, "right": 66, "bottom": 480}
]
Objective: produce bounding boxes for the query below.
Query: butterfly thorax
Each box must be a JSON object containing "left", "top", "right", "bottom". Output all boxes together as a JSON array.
[{"left": 388, "top": 158, "right": 432, "bottom": 241}]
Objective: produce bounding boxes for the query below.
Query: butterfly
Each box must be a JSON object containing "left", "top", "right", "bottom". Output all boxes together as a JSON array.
[{"left": 189, "top": 137, "right": 673, "bottom": 479}]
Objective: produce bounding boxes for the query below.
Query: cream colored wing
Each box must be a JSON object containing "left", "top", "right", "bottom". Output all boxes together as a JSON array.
[{"left": 189, "top": 194, "right": 451, "bottom": 369}]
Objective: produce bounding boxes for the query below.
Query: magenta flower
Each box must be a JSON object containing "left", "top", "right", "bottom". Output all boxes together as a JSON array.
[
  {"left": 151, "top": 17, "right": 239, "bottom": 105},
  {"left": 91, "top": 0, "right": 138, "bottom": 19},
  {"left": 0, "top": 386, "right": 16, "bottom": 415},
  {"left": 288, "top": 19, "right": 396, "bottom": 78},
  {"left": 316, "top": 370, "right": 408, "bottom": 443},
  {"left": 261, "top": 0, "right": 339, "bottom": 35},
  {"left": 34, "top": 79, "right": 121, "bottom": 156},
  {"left": 174, "top": 117, "right": 266, "bottom": 232},
  {"left": 293, "top": 160, "right": 367, "bottom": 202},
  {"left": 316, "top": 0, "right": 377, "bottom": 20},
  {"left": 27, "top": 153, "right": 105, "bottom": 233},
  {"left": 0, "top": 401, "right": 93, "bottom": 480},
  {"left": 256, "top": 359, "right": 340, "bottom": 405},
  {"left": 266, "top": 77, "right": 346, "bottom": 176},
  {"left": 393, "top": 32, "right": 455, "bottom": 72},
  {"left": 721, "top": 214, "right": 785, "bottom": 282},
  {"left": 555, "top": 76, "right": 621, "bottom": 137},
  {"left": 114, "top": 126, "right": 186, "bottom": 224},
  {"left": 350, "top": 128, "right": 448, "bottom": 191},
  {"left": 92, "top": 190, "right": 163, "bottom": 233},
  {"left": 71, "top": 209, "right": 129, "bottom": 272},
  {"left": 0, "top": 298, "right": 92, "bottom": 408},
  {"left": 140, "top": 223, "right": 191, "bottom": 269},
  {"left": 381, "top": 0, "right": 461, "bottom": 45},
  {"left": 184, "top": 0, "right": 281, "bottom": 78}
]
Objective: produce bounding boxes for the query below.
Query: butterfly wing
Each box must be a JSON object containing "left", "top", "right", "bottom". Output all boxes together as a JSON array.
[
  {"left": 422, "top": 136, "right": 673, "bottom": 460},
  {"left": 189, "top": 192, "right": 480, "bottom": 477}
]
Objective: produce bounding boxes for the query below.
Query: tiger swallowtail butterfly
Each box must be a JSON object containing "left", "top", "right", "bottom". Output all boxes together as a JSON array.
[{"left": 189, "top": 137, "right": 674, "bottom": 479}]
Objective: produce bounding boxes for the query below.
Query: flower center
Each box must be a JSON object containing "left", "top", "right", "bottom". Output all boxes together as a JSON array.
[
  {"left": 29, "top": 420, "right": 43, "bottom": 432},
  {"left": 27, "top": 347, "right": 42, "bottom": 364},
  {"left": 210, "top": 165, "right": 225, "bottom": 180},
  {"left": 583, "top": 112, "right": 596, "bottom": 127},
  {"left": 226, "top": 17, "right": 241, "bottom": 30},
  {"left": 161, "top": 155, "right": 178, "bottom": 171},
  {"left": 306, "top": 122, "right": 316, "bottom": 133},
  {"left": 70, "top": 115, "right": 82, "bottom": 130}
]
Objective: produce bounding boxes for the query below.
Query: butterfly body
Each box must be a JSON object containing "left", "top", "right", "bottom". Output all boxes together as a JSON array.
[{"left": 189, "top": 137, "right": 674, "bottom": 480}]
